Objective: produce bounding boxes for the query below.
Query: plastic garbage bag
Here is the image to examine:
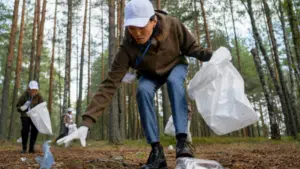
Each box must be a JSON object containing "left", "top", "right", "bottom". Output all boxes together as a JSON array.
[
  {"left": 36, "top": 140, "right": 55, "bottom": 169},
  {"left": 67, "top": 124, "right": 77, "bottom": 135},
  {"left": 168, "top": 145, "right": 174, "bottom": 151},
  {"left": 65, "top": 124, "right": 78, "bottom": 147},
  {"left": 164, "top": 115, "right": 192, "bottom": 143},
  {"left": 17, "top": 137, "right": 22, "bottom": 143},
  {"left": 187, "top": 47, "right": 259, "bottom": 135},
  {"left": 175, "top": 158, "right": 224, "bottom": 169},
  {"left": 27, "top": 102, "right": 53, "bottom": 135}
]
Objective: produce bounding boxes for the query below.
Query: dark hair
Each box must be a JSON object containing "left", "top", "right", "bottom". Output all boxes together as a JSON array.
[{"left": 149, "top": 14, "right": 156, "bottom": 21}]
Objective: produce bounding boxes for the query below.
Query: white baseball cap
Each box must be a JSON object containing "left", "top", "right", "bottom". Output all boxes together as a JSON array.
[
  {"left": 68, "top": 108, "right": 73, "bottom": 112},
  {"left": 28, "top": 81, "right": 39, "bottom": 90},
  {"left": 124, "top": 0, "right": 155, "bottom": 27}
]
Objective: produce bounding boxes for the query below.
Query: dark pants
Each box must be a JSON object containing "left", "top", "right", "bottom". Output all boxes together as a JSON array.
[
  {"left": 56, "top": 126, "right": 69, "bottom": 141},
  {"left": 21, "top": 117, "right": 38, "bottom": 150}
]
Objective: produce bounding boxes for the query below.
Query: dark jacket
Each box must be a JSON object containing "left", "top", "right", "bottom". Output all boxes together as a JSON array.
[
  {"left": 82, "top": 12, "right": 212, "bottom": 128},
  {"left": 16, "top": 91, "right": 44, "bottom": 117}
]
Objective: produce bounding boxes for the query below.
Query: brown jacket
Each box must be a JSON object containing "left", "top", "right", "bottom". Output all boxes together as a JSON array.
[
  {"left": 82, "top": 12, "right": 212, "bottom": 128},
  {"left": 16, "top": 91, "right": 44, "bottom": 117}
]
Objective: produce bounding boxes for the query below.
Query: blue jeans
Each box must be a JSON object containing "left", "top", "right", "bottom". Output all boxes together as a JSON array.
[{"left": 137, "top": 64, "right": 188, "bottom": 143}]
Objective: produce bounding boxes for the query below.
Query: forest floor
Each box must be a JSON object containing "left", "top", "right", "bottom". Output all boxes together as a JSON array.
[{"left": 0, "top": 137, "right": 300, "bottom": 169}]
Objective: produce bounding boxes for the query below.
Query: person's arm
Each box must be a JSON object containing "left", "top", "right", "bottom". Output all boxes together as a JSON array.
[
  {"left": 82, "top": 46, "right": 130, "bottom": 128},
  {"left": 175, "top": 18, "right": 213, "bottom": 61}
]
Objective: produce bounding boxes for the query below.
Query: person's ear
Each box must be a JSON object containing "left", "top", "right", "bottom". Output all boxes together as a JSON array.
[{"left": 152, "top": 16, "right": 157, "bottom": 28}]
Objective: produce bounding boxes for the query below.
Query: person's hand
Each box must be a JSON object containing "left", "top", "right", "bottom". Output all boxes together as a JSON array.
[
  {"left": 20, "top": 101, "right": 31, "bottom": 111},
  {"left": 200, "top": 48, "right": 213, "bottom": 62},
  {"left": 57, "top": 126, "right": 88, "bottom": 147}
]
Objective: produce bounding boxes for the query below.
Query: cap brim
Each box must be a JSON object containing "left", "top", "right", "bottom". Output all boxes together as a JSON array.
[
  {"left": 124, "top": 17, "right": 149, "bottom": 27},
  {"left": 29, "top": 87, "right": 39, "bottom": 90}
]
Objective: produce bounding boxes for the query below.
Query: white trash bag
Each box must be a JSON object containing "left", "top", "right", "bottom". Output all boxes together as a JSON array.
[
  {"left": 17, "top": 137, "right": 22, "bottom": 143},
  {"left": 187, "top": 47, "right": 259, "bottom": 135},
  {"left": 175, "top": 157, "right": 224, "bottom": 169},
  {"left": 27, "top": 102, "right": 53, "bottom": 135},
  {"left": 164, "top": 115, "right": 192, "bottom": 143},
  {"left": 65, "top": 124, "right": 78, "bottom": 147},
  {"left": 68, "top": 124, "right": 77, "bottom": 135}
]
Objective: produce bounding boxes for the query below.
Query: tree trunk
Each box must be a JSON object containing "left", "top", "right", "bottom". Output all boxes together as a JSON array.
[
  {"left": 229, "top": 0, "right": 241, "bottom": 71},
  {"left": 87, "top": 0, "right": 92, "bottom": 104},
  {"left": 199, "top": 0, "right": 211, "bottom": 48},
  {"left": 57, "top": 37, "right": 63, "bottom": 134},
  {"left": 286, "top": 0, "right": 300, "bottom": 71},
  {"left": 48, "top": 0, "right": 58, "bottom": 116},
  {"left": 252, "top": 99, "right": 261, "bottom": 137},
  {"left": 0, "top": 0, "right": 20, "bottom": 139},
  {"left": 250, "top": 48, "right": 280, "bottom": 140},
  {"left": 34, "top": 0, "right": 47, "bottom": 82},
  {"left": 108, "top": 0, "right": 121, "bottom": 144},
  {"left": 76, "top": 16, "right": 79, "bottom": 100},
  {"left": 161, "top": 85, "right": 170, "bottom": 128},
  {"left": 132, "top": 82, "right": 137, "bottom": 139},
  {"left": 277, "top": 0, "right": 300, "bottom": 126},
  {"left": 222, "top": 10, "right": 231, "bottom": 49},
  {"left": 258, "top": 99, "right": 268, "bottom": 137},
  {"left": 28, "top": 0, "right": 38, "bottom": 82},
  {"left": 63, "top": 0, "right": 73, "bottom": 125},
  {"left": 8, "top": 0, "right": 26, "bottom": 140},
  {"left": 262, "top": 0, "right": 299, "bottom": 133},
  {"left": 245, "top": 0, "right": 297, "bottom": 138},
  {"left": 193, "top": 0, "right": 201, "bottom": 69},
  {"left": 100, "top": 0, "right": 105, "bottom": 140},
  {"left": 127, "top": 84, "right": 132, "bottom": 139},
  {"left": 76, "top": 0, "right": 88, "bottom": 124},
  {"left": 117, "top": 0, "right": 125, "bottom": 140}
]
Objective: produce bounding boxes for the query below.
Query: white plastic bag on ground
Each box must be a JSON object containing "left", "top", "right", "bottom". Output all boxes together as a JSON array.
[
  {"left": 187, "top": 47, "right": 259, "bottom": 135},
  {"left": 27, "top": 102, "right": 53, "bottom": 135},
  {"left": 164, "top": 115, "right": 192, "bottom": 143},
  {"left": 175, "top": 157, "right": 224, "bottom": 169},
  {"left": 36, "top": 140, "right": 54, "bottom": 169}
]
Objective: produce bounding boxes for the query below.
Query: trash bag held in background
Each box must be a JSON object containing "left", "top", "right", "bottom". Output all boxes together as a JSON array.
[
  {"left": 67, "top": 124, "right": 77, "bottom": 135},
  {"left": 27, "top": 102, "right": 53, "bottom": 135},
  {"left": 65, "top": 124, "right": 78, "bottom": 147},
  {"left": 164, "top": 115, "right": 192, "bottom": 143},
  {"left": 175, "top": 158, "right": 224, "bottom": 169},
  {"left": 36, "top": 140, "right": 55, "bottom": 169},
  {"left": 187, "top": 47, "right": 259, "bottom": 135}
]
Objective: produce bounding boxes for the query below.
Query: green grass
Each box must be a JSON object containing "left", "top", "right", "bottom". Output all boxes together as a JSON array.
[{"left": 3, "top": 134, "right": 300, "bottom": 149}]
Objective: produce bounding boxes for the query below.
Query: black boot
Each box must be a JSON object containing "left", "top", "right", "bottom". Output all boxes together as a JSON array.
[
  {"left": 28, "top": 146, "right": 35, "bottom": 153},
  {"left": 141, "top": 144, "right": 168, "bottom": 169},
  {"left": 21, "top": 147, "right": 27, "bottom": 154},
  {"left": 176, "top": 134, "right": 194, "bottom": 158}
]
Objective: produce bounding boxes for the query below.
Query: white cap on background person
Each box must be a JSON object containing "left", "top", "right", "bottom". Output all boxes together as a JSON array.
[
  {"left": 68, "top": 108, "right": 73, "bottom": 112},
  {"left": 124, "top": 0, "right": 155, "bottom": 27},
  {"left": 28, "top": 81, "right": 39, "bottom": 90}
]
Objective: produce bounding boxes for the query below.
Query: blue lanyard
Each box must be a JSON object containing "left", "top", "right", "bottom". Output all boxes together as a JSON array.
[{"left": 135, "top": 41, "right": 151, "bottom": 68}]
